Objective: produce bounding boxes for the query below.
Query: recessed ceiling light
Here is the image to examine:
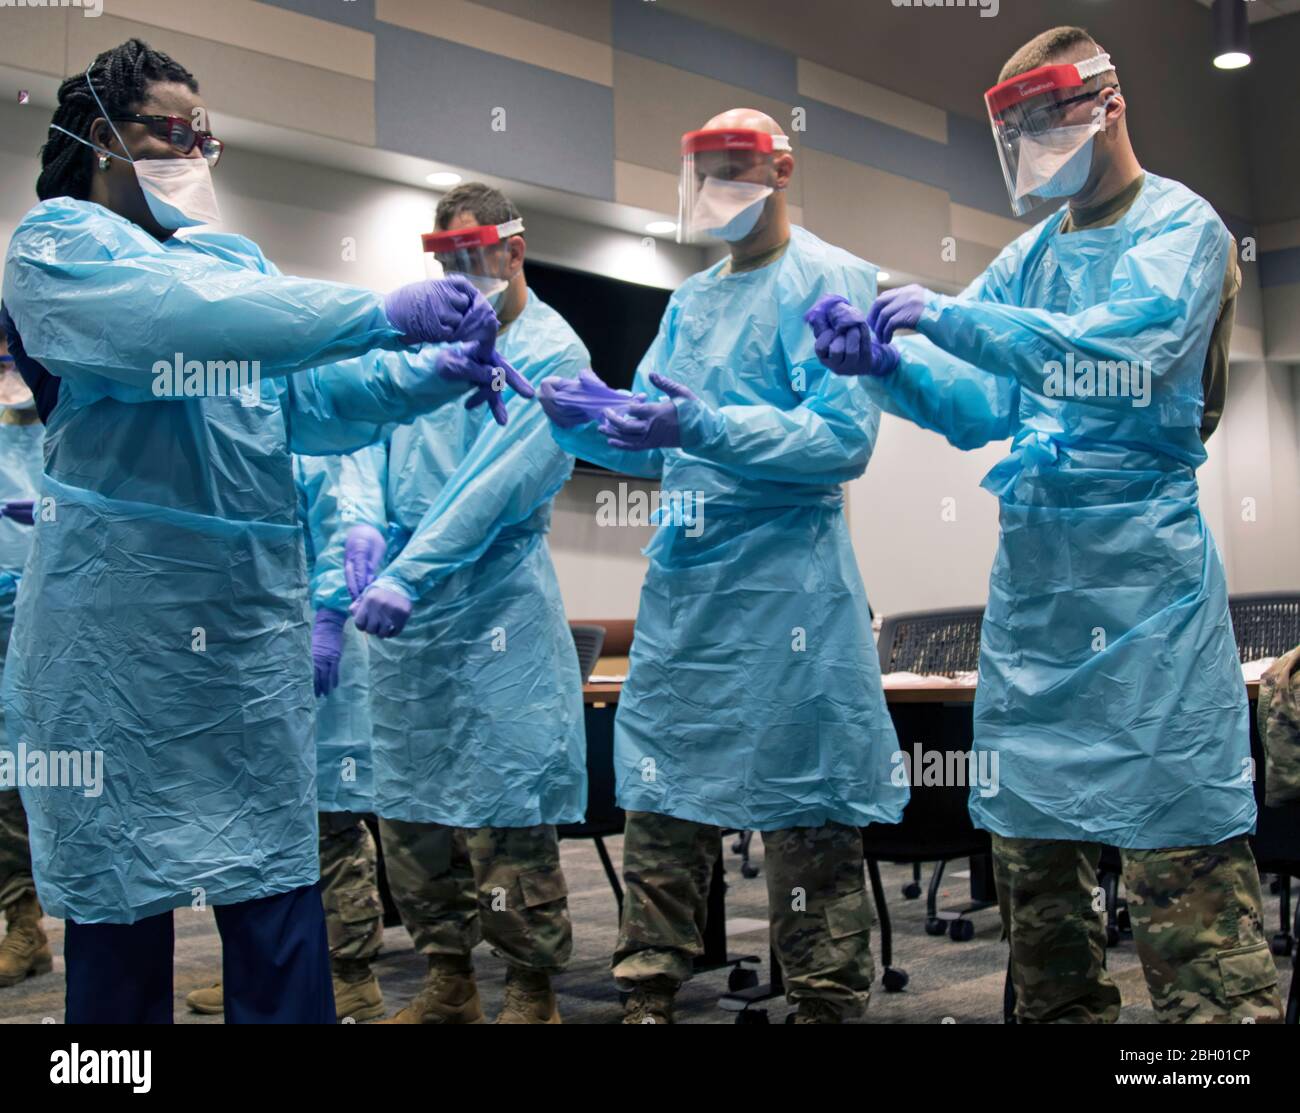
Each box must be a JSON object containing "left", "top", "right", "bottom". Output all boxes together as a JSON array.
[
  {"left": 426, "top": 171, "right": 462, "bottom": 187},
  {"left": 645, "top": 220, "right": 677, "bottom": 235}
]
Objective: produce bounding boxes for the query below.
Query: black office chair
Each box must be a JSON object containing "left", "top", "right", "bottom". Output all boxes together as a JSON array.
[
  {"left": 865, "top": 607, "right": 996, "bottom": 993},
  {"left": 569, "top": 623, "right": 606, "bottom": 685},
  {"left": 1231, "top": 591, "right": 1300, "bottom": 1022}
]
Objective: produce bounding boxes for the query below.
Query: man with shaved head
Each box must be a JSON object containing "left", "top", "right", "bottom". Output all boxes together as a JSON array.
[{"left": 539, "top": 108, "right": 906, "bottom": 1023}]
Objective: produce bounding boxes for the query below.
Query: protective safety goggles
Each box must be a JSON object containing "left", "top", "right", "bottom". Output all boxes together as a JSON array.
[
  {"left": 421, "top": 219, "right": 523, "bottom": 297},
  {"left": 112, "top": 114, "right": 224, "bottom": 166},
  {"left": 677, "top": 128, "right": 791, "bottom": 244},
  {"left": 984, "top": 52, "right": 1115, "bottom": 216}
]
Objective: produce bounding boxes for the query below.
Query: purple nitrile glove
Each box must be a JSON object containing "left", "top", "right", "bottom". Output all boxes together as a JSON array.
[
  {"left": 351, "top": 585, "right": 413, "bottom": 639},
  {"left": 805, "top": 293, "right": 857, "bottom": 336},
  {"left": 311, "top": 608, "right": 347, "bottom": 698},
  {"left": 344, "top": 523, "right": 387, "bottom": 601},
  {"left": 539, "top": 369, "right": 640, "bottom": 429},
  {"left": 598, "top": 371, "right": 696, "bottom": 452},
  {"left": 866, "top": 284, "right": 930, "bottom": 344},
  {"left": 813, "top": 322, "right": 900, "bottom": 378},
  {"left": 0, "top": 499, "right": 35, "bottom": 526},
  {"left": 462, "top": 349, "right": 537, "bottom": 427},
  {"left": 383, "top": 275, "right": 483, "bottom": 345}
]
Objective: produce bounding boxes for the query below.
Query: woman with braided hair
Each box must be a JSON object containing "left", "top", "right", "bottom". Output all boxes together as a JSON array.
[{"left": 0, "top": 38, "right": 523, "bottom": 1023}]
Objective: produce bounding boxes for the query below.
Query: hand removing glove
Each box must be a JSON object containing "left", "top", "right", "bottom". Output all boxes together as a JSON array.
[{"left": 598, "top": 372, "right": 697, "bottom": 451}]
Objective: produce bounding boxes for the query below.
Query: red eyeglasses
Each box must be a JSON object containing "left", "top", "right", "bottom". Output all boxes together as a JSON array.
[{"left": 112, "top": 114, "right": 224, "bottom": 166}]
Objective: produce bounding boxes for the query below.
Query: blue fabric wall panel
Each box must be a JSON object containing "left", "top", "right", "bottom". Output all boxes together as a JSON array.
[
  {"left": 611, "top": 0, "right": 795, "bottom": 103},
  {"left": 257, "top": 0, "right": 379, "bottom": 31},
  {"left": 799, "top": 98, "right": 948, "bottom": 192},
  {"left": 375, "top": 24, "right": 615, "bottom": 200}
]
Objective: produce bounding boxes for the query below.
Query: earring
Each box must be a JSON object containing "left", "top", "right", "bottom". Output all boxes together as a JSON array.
[{"left": 98, "top": 154, "right": 111, "bottom": 170}]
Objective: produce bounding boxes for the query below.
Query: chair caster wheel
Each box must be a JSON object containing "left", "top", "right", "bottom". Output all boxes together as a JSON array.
[
  {"left": 902, "top": 882, "right": 921, "bottom": 899},
  {"left": 925, "top": 917, "right": 946, "bottom": 936},
  {"left": 737, "top": 1009, "right": 769, "bottom": 1024},
  {"left": 882, "top": 967, "right": 909, "bottom": 992},
  {"left": 1270, "top": 932, "right": 1294, "bottom": 957},
  {"left": 741, "top": 864, "right": 759, "bottom": 879},
  {"left": 949, "top": 919, "right": 974, "bottom": 942},
  {"left": 728, "top": 966, "right": 759, "bottom": 991}
]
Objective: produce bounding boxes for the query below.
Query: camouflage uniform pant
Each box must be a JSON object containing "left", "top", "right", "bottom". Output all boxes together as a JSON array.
[
  {"left": 318, "top": 812, "right": 383, "bottom": 967},
  {"left": 0, "top": 790, "right": 35, "bottom": 911},
  {"left": 377, "top": 818, "right": 571, "bottom": 973},
  {"left": 993, "top": 833, "right": 1282, "bottom": 1023},
  {"left": 612, "top": 811, "right": 874, "bottom": 1018}
]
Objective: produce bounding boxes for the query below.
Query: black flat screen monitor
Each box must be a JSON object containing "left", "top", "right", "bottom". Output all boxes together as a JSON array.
[
  {"left": 525, "top": 260, "right": 671, "bottom": 393},
  {"left": 524, "top": 260, "right": 674, "bottom": 476}
]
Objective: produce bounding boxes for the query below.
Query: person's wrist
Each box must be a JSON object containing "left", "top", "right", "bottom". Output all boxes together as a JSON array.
[
  {"left": 315, "top": 607, "right": 348, "bottom": 630},
  {"left": 675, "top": 397, "right": 715, "bottom": 451}
]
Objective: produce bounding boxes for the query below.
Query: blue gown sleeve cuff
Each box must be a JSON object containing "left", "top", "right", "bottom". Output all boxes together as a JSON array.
[{"left": 676, "top": 396, "right": 723, "bottom": 452}]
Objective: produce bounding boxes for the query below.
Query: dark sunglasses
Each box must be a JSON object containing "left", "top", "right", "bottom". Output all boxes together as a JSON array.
[{"left": 112, "top": 114, "right": 224, "bottom": 166}]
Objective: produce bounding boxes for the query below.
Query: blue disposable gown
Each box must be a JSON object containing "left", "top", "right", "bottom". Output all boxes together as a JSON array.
[
  {"left": 339, "top": 290, "right": 589, "bottom": 827},
  {"left": 554, "top": 227, "right": 907, "bottom": 831},
  {"left": 295, "top": 450, "right": 382, "bottom": 814},
  {"left": 1, "top": 198, "right": 474, "bottom": 923},
  {"left": 0, "top": 417, "right": 44, "bottom": 763},
  {"left": 861, "top": 173, "right": 1253, "bottom": 848}
]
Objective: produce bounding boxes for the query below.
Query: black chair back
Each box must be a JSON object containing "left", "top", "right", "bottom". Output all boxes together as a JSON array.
[
  {"left": 877, "top": 606, "right": 985, "bottom": 678},
  {"left": 569, "top": 623, "right": 607, "bottom": 684},
  {"left": 1228, "top": 592, "right": 1300, "bottom": 665}
]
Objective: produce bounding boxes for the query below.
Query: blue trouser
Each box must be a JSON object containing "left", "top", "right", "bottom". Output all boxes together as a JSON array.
[{"left": 64, "top": 883, "right": 336, "bottom": 1024}]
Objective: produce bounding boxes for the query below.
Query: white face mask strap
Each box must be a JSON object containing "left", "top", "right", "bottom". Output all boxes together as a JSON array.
[
  {"left": 50, "top": 64, "right": 135, "bottom": 166},
  {"left": 84, "top": 64, "right": 133, "bottom": 163}
]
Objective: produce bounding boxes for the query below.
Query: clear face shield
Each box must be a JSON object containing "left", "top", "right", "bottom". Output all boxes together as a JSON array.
[
  {"left": 677, "top": 128, "right": 791, "bottom": 244},
  {"left": 421, "top": 219, "right": 524, "bottom": 303},
  {"left": 984, "top": 52, "right": 1116, "bottom": 217}
]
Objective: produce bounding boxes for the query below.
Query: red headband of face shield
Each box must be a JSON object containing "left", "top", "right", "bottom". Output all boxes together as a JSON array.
[{"left": 421, "top": 219, "right": 524, "bottom": 285}]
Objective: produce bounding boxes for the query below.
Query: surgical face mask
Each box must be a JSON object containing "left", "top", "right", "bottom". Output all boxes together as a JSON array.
[
  {"left": 49, "top": 66, "right": 221, "bottom": 230},
  {"left": 129, "top": 156, "right": 221, "bottom": 229},
  {"left": 690, "top": 177, "right": 773, "bottom": 242},
  {"left": 463, "top": 272, "right": 510, "bottom": 309},
  {"left": 1013, "top": 123, "right": 1100, "bottom": 202}
]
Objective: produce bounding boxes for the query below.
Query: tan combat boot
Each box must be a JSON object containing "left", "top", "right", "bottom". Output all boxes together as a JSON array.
[
  {"left": 0, "top": 893, "right": 52, "bottom": 987},
  {"left": 622, "top": 982, "right": 676, "bottom": 1024},
  {"left": 332, "top": 960, "right": 385, "bottom": 1022},
  {"left": 380, "top": 956, "right": 483, "bottom": 1024},
  {"left": 494, "top": 966, "right": 561, "bottom": 1024},
  {"left": 185, "top": 981, "right": 224, "bottom": 1015}
]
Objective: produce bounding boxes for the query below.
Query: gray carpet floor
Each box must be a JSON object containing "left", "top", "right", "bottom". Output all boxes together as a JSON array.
[{"left": 1, "top": 836, "right": 1293, "bottom": 1024}]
